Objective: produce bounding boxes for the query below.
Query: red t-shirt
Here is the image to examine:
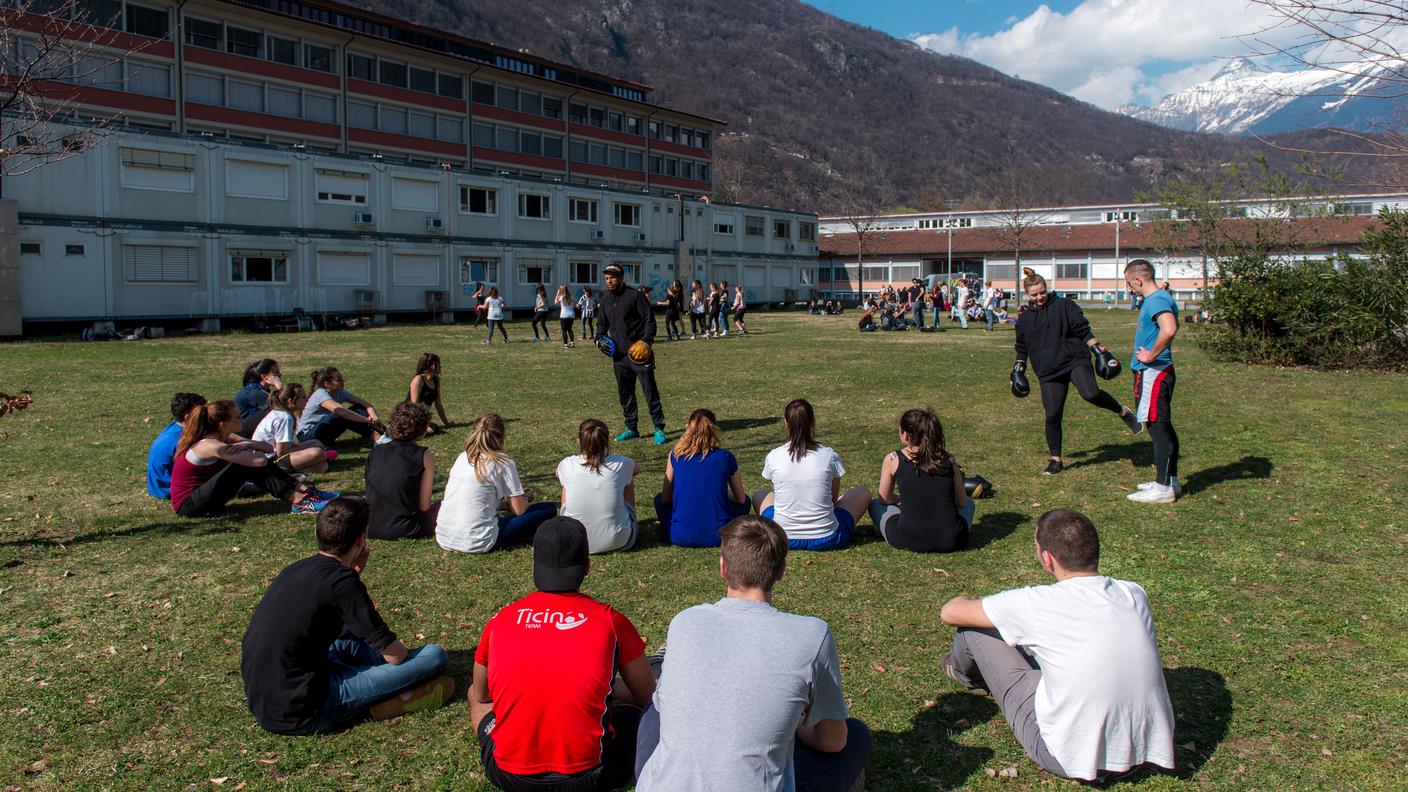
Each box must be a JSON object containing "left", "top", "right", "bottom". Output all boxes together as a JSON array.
[{"left": 474, "top": 590, "right": 645, "bottom": 775}]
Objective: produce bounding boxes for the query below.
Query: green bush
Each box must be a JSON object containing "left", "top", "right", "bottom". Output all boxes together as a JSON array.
[{"left": 1198, "top": 209, "right": 1408, "bottom": 369}]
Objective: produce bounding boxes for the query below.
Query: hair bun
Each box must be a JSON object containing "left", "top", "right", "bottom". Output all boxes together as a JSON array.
[{"left": 1022, "top": 267, "right": 1037, "bottom": 278}]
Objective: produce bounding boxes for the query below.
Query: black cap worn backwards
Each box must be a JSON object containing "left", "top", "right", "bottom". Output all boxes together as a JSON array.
[{"left": 533, "top": 516, "right": 590, "bottom": 592}]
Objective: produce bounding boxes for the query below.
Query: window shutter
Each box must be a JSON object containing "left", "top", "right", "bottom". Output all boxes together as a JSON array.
[{"left": 124, "top": 245, "right": 197, "bottom": 282}]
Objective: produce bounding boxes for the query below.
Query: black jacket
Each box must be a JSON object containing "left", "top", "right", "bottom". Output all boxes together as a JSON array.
[
  {"left": 598, "top": 284, "right": 656, "bottom": 349},
  {"left": 1014, "top": 295, "right": 1094, "bottom": 379}
]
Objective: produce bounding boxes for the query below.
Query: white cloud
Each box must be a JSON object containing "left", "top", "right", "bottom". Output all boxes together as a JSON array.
[{"left": 909, "top": 0, "right": 1291, "bottom": 109}]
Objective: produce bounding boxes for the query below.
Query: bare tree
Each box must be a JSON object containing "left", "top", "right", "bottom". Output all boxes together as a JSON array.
[
  {"left": 833, "top": 180, "right": 892, "bottom": 303},
  {"left": 990, "top": 170, "right": 1053, "bottom": 301},
  {"left": 0, "top": 0, "right": 160, "bottom": 195}
]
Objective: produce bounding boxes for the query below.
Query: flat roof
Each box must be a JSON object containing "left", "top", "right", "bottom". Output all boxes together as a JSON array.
[{"left": 818, "top": 192, "right": 1408, "bottom": 222}]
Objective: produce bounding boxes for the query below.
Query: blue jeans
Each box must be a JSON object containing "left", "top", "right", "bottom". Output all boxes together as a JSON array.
[
  {"left": 720, "top": 309, "right": 731, "bottom": 333},
  {"left": 493, "top": 502, "right": 557, "bottom": 549},
  {"left": 309, "top": 639, "right": 448, "bottom": 733},
  {"left": 985, "top": 308, "right": 996, "bottom": 330}
]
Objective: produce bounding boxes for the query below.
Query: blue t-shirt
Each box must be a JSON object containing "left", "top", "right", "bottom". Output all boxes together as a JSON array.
[
  {"left": 668, "top": 449, "right": 740, "bottom": 548},
  {"left": 297, "top": 388, "right": 354, "bottom": 437},
  {"left": 235, "top": 381, "right": 270, "bottom": 418},
  {"left": 1132, "top": 290, "right": 1178, "bottom": 371},
  {"left": 146, "top": 421, "right": 182, "bottom": 499}
]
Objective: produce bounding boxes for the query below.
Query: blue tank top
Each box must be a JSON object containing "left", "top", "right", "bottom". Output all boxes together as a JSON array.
[{"left": 668, "top": 449, "right": 739, "bottom": 547}]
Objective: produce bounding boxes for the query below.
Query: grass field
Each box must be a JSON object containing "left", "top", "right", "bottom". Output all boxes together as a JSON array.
[{"left": 1, "top": 311, "right": 1405, "bottom": 791}]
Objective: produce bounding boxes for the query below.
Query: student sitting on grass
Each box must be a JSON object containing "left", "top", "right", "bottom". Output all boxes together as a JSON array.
[
  {"left": 469, "top": 516, "right": 655, "bottom": 791},
  {"left": 753, "top": 399, "right": 869, "bottom": 551},
  {"left": 296, "top": 367, "right": 388, "bottom": 446},
  {"left": 365, "top": 402, "right": 439, "bottom": 540},
  {"left": 939, "top": 509, "right": 1175, "bottom": 783},
  {"left": 146, "top": 392, "right": 207, "bottom": 499},
  {"left": 653, "top": 408, "right": 749, "bottom": 547},
  {"left": 868, "top": 407, "right": 974, "bottom": 553},
  {"left": 407, "top": 352, "right": 453, "bottom": 435},
  {"left": 634, "top": 515, "right": 872, "bottom": 792},
  {"left": 236, "top": 358, "right": 281, "bottom": 438},
  {"left": 252, "top": 383, "right": 336, "bottom": 474},
  {"left": 436, "top": 413, "right": 558, "bottom": 554},
  {"left": 558, "top": 419, "right": 642, "bottom": 554},
  {"left": 170, "top": 400, "right": 336, "bottom": 517},
  {"left": 241, "top": 496, "right": 453, "bottom": 735}
]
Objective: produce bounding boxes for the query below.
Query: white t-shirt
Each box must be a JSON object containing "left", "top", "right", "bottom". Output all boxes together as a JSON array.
[
  {"left": 252, "top": 409, "right": 296, "bottom": 453},
  {"left": 556, "top": 454, "right": 635, "bottom": 553},
  {"left": 981, "top": 575, "right": 1176, "bottom": 780},
  {"left": 486, "top": 296, "right": 505, "bottom": 320},
  {"left": 436, "top": 452, "right": 525, "bottom": 554},
  {"left": 983, "top": 287, "right": 997, "bottom": 309},
  {"left": 761, "top": 444, "right": 845, "bottom": 540},
  {"left": 558, "top": 296, "right": 577, "bottom": 319},
  {"left": 957, "top": 286, "right": 970, "bottom": 307}
]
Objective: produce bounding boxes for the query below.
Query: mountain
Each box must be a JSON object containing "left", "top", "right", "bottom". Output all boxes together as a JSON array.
[
  {"left": 356, "top": 0, "right": 1368, "bottom": 211},
  {"left": 1117, "top": 57, "right": 1404, "bottom": 135}
]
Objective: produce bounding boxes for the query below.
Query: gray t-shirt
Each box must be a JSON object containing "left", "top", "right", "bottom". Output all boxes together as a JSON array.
[
  {"left": 296, "top": 388, "right": 352, "bottom": 436},
  {"left": 636, "top": 597, "right": 849, "bottom": 792}
]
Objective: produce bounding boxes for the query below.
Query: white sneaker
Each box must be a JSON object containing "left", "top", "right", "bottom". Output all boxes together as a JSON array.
[
  {"left": 1127, "top": 484, "right": 1176, "bottom": 503},
  {"left": 375, "top": 434, "right": 393, "bottom": 446},
  {"left": 1137, "top": 477, "right": 1181, "bottom": 496}
]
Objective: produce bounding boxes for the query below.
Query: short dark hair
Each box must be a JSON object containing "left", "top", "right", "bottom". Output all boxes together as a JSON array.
[
  {"left": 1035, "top": 509, "right": 1100, "bottom": 572},
  {"left": 170, "top": 392, "right": 206, "bottom": 422},
  {"left": 317, "top": 496, "right": 369, "bottom": 556},
  {"left": 387, "top": 401, "right": 431, "bottom": 441},
  {"left": 720, "top": 515, "right": 788, "bottom": 592},
  {"left": 1125, "top": 258, "right": 1156, "bottom": 280}
]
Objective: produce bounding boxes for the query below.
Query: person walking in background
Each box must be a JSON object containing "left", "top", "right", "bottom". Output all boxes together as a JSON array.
[
  {"left": 662, "top": 281, "right": 686, "bottom": 341},
  {"left": 732, "top": 283, "right": 749, "bottom": 335},
  {"left": 956, "top": 280, "right": 970, "bottom": 329},
  {"left": 556, "top": 285, "right": 578, "bottom": 349},
  {"left": 484, "top": 287, "right": 509, "bottom": 344},
  {"left": 690, "top": 283, "right": 707, "bottom": 339},
  {"left": 471, "top": 282, "right": 487, "bottom": 327},
  {"left": 578, "top": 286, "right": 598, "bottom": 340},
  {"left": 530, "top": 284, "right": 551, "bottom": 343},
  {"left": 982, "top": 281, "right": 998, "bottom": 331},
  {"left": 719, "top": 280, "right": 733, "bottom": 336}
]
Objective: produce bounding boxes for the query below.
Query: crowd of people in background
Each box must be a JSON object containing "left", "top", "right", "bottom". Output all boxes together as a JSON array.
[{"left": 855, "top": 277, "right": 1011, "bottom": 333}]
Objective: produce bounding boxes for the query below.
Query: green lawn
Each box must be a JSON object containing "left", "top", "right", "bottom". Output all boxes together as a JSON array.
[{"left": 1, "top": 312, "right": 1404, "bottom": 791}]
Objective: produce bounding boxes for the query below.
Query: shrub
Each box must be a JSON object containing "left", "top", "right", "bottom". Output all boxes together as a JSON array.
[{"left": 1198, "top": 209, "right": 1408, "bottom": 369}]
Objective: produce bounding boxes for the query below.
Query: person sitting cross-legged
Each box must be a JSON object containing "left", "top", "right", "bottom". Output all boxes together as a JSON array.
[
  {"left": 938, "top": 508, "right": 1176, "bottom": 782},
  {"left": 635, "top": 514, "right": 872, "bottom": 792},
  {"left": 240, "top": 496, "right": 453, "bottom": 735},
  {"left": 469, "top": 516, "right": 656, "bottom": 792},
  {"left": 653, "top": 408, "right": 749, "bottom": 547},
  {"left": 146, "top": 391, "right": 206, "bottom": 499}
]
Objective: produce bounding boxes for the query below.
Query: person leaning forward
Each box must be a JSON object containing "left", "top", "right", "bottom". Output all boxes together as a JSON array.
[{"left": 597, "top": 263, "right": 667, "bottom": 445}]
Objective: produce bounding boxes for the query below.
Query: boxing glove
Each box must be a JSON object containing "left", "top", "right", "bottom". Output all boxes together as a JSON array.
[
  {"left": 596, "top": 336, "right": 619, "bottom": 359},
  {"left": 1010, "top": 360, "right": 1031, "bottom": 398},
  {"left": 1092, "top": 343, "right": 1121, "bottom": 380}
]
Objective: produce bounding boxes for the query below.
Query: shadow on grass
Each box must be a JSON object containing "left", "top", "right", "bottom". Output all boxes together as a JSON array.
[
  {"left": 716, "top": 415, "right": 781, "bottom": 432},
  {"left": 1064, "top": 441, "right": 1155, "bottom": 471},
  {"left": 0, "top": 517, "right": 239, "bottom": 549},
  {"left": 969, "top": 510, "right": 1024, "bottom": 549},
  {"left": 1183, "top": 456, "right": 1273, "bottom": 497},
  {"left": 870, "top": 692, "right": 997, "bottom": 788}
]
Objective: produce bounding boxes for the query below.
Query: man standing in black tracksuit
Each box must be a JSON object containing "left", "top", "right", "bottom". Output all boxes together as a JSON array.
[{"left": 598, "top": 263, "right": 667, "bottom": 445}]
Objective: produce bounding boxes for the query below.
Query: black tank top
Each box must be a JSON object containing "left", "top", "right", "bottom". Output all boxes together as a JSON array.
[
  {"left": 365, "top": 440, "right": 426, "bottom": 539},
  {"left": 408, "top": 375, "right": 438, "bottom": 407},
  {"left": 887, "top": 450, "right": 965, "bottom": 552}
]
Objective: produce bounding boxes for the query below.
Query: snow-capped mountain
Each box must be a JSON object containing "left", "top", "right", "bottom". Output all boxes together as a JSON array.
[{"left": 1117, "top": 57, "right": 1402, "bottom": 135}]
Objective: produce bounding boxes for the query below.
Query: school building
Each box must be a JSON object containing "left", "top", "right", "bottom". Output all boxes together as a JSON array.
[{"left": 0, "top": 0, "right": 818, "bottom": 332}]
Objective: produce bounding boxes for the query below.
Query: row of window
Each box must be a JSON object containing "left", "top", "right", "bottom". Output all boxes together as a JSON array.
[
  {"left": 14, "top": 38, "right": 173, "bottom": 98},
  {"left": 715, "top": 218, "right": 815, "bottom": 241},
  {"left": 347, "top": 52, "right": 464, "bottom": 99},
  {"left": 648, "top": 120, "right": 711, "bottom": 150},
  {"left": 569, "top": 140, "right": 645, "bottom": 172},
  {"left": 349, "top": 100, "right": 465, "bottom": 144},
  {"left": 185, "top": 16, "right": 336, "bottom": 73},
  {"left": 917, "top": 218, "right": 973, "bottom": 229},
  {"left": 472, "top": 80, "right": 565, "bottom": 121},
  {"left": 649, "top": 154, "right": 710, "bottom": 182},
  {"left": 471, "top": 122, "right": 565, "bottom": 160},
  {"left": 568, "top": 100, "right": 643, "bottom": 136},
  {"left": 186, "top": 71, "right": 339, "bottom": 125},
  {"left": 27, "top": 0, "right": 170, "bottom": 39}
]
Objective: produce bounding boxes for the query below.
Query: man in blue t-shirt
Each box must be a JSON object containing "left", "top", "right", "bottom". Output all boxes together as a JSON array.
[
  {"left": 146, "top": 393, "right": 206, "bottom": 499},
  {"left": 1124, "top": 260, "right": 1180, "bottom": 504}
]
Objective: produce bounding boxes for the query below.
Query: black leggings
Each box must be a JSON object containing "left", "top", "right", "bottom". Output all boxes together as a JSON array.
[
  {"left": 531, "top": 310, "right": 551, "bottom": 339},
  {"left": 580, "top": 315, "right": 595, "bottom": 339},
  {"left": 665, "top": 312, "right": 682, "bottom": 339},
  {"left": 485, "top": 319, "right": 508, "bottom": 342},
  {"left": 1038, "top": 364, "right": 1124, "bottom": 457},
  {"left": 559, "top": 317, "right": 575, "bottom": 345},
  {"left": 690, "top": 313, "right": 704, "bottom": 334},
  {"left": 1149, "top": 422, "right": 1180, "bottom": 484},
  {"left": 306, "top": 405, "right": 376, "bottom": 446},
  {"left": 176, "top": 462, "right": 300, "bottom": 517}
]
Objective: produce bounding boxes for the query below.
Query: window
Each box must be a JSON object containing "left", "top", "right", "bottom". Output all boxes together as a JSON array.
[
  {"left": 185, "top": 71, "right": 223, "bottom": 105},
  {"left": 570, "top": 261, "right": 597, "bottom": 284},
  {"left": 714, "top": 222, "right": 734, "bottom": 235},
  {"left": 268, "top": 86, "right": 300, "bottom": 118},
  {"left": 626, "top": 151, "right": 643, "bottom": 171},
  {"left": 495, "top": 127, "right": 517, "bottom": 152},
  {"left": 542, "top": 135, "right": 563, "bottom": 160},
  {"left": 438, "top": 73, "right": 463, "bottom": 99},
  {"left": 608, "top": 147, "right": 625, "bottom": 168},
  {"left": 408, "top": 111, "right": 434, "bottom": 139},
  {"left": 607, "top": 111, "right": 622, "bottom": 131},
  {"left": 460, "top": 186, "right": 497, "bottom": 215},
  {"left": 226, "top": 26, "right": 261, "bottom": 58},
  {"left": 471, "top": 80, "right": 494, "bottom": 104},
  {"left": 589, "top": 107, "right": 605, "bottom": 128},
  {"left": 569, "top": 198, "right": 598, "bottom": 223},
  {"left": 588, "top": 143, "right": 607, "bottom": 166},
  {"left": 124, "top": 245, "right": 197, "bottom": 282},
  {"left": 617, "top": 262, "right": 641, "bottom": 282},
  {"left": 304, "top": 92, "right": 337, "bottom": 123},
  {"left": 227, "top": 79, "right": 263, "bottom": 112},
  {"left": 127, "top": 61, "right": 170, "bottom": 97},
  {"left": 226, "top": 159, "right": 288, "bottom": 199},
  {"left": 380, "top": 106, "right": 407, "bottom": 135},
  {"left": 348, "top": 53, "right": 375, "bottom": 81},
  {"left": 697, "top": 131, "right": 710, "bottom": 149},
  {"left": 569, "top": 140, "right": 588, "bottom": 163},
  {"left": 185, "top": 17, "right": 222, "bottom": 50},
  {"left": 472, "top": 123, "right": 494, "bottom": 148},
  {"left": 493, "top": 85, "right": 517, "bottom": 112},
  {"left": 81, "top": 0, "right": 122, "bottom": 27},
  {"left": 379, "top": 60, "right": 406, "bottom": 87},
  {"left": 519, "top": 261, "right": 553, "bottom": 284},
  {"left": 231, "top": 251, "right": 288, "bottom": 283},
  {"left": 773, "top": 220, "right": 791, "bottom": 240},
  {"left": 460, "top": 257, "right": 498, "bottom": 285},
  {"left": 125, "top": 4, "right": 168, "bottom": 38},
  {"left": 520, "top": 131, "right": 541, "bottom": 156},
  {"left": 348, "top": 101, "right": 376, "bottom": 129},
  {"left": 406, "top": 65, "right": 434, "bottom": 93},
  {"left": 391, "top": 178, "right": 437, "bottom": 212},
  {"left": 1057, "top": 261, "right": 1087, "bottom": 279},
  {"left": 625, "top": 115, "right": 641, "bottom": 135},
  {"left": 305, "top": 43, "right": 333, "bottom": 72},
  {"left": 65, "top": 243, "right": 86, "bottom": 256},
  {"left": 269, "top": 36, "right": 298, "bottom": 66},
  {"left": 520, "top": 91, "right": 541, "bottom": 116},
  {"left": 518, "top": 193, "right": 551, "bottom": 219},
  {"left": 614, "top": 203, "right": 640, "bottom": 227},
  {"left": 76, "top": 56, "right": 122, "bottom": 89},
  {"left": 799, "top": 222, "right": 816, "bottom": 241},
  {"left": 315, "top": 169, "right": 368, "bottom": 205},
  {"left": 121, "top": 147, "right": 194, "bottom": 191},
  {"left": 436, "top": 117, "right": 463, "bottom": 143},
  {"left": 542, "top": 96, "right": 563, "bottom": 119},
  {"left": 20, "top": 242, "right": 41, "bottom": 256},
  {"left": 570, "top": 102, "right": 588, "bottom": 124},
  {"left": 745, "top": 216, "right": 764, "bottom": 237}
]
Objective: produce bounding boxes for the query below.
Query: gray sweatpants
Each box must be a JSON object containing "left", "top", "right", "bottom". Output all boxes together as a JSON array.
[{"left": 948, "top": 628, "right": 1067, "bottom": 778}]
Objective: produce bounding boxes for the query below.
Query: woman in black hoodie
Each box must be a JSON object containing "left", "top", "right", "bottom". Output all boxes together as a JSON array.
[{"left": 1012, "top": 269, "right": 1141, "bottom": 475}]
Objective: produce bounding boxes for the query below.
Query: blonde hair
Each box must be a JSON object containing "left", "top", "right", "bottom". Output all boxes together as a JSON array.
[
  {"left": 464, "top": 413, "right": 510, "bottom": 482},
  {"left": 1022, "top": 267, "right": 1046, "bottom": 291},
  {"left": 672, "top": 408, "right": 721, "bottom": 460}
]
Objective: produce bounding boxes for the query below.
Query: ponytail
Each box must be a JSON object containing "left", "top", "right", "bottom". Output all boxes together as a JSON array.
[
  {"left": 311, "top": 366, "right": 341, "bottom": 391},
  {"left": 900, "top": 407, "right": 951, "bottom": 476},
  {"left": 783, "top": 399, "right": 819, "bottom": 463},
  {"left": 464, "top": 413, "right": 509, "bottom": 482},
  {"left": 269, "top": 383, "right": 305, "bottom": 414},
  {"left": 1022, "top": 267, "right": 1046, "bottom": 291},
  {"left": 577, "top": 418, "right": 610, "bottom": 472},
  {"left": 242, "top": 358, "right": 278, "bottom": 386},
  {"left": 177, "top": 400, "right": 239, "bottom": 456}
]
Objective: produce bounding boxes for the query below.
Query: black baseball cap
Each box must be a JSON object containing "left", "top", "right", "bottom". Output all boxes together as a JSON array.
[
  {"left": 533, "top": 516, "right": 590, "bottom": 592},
  {"left": 603, "top": 263, "right": 624, "bottom": 277}
]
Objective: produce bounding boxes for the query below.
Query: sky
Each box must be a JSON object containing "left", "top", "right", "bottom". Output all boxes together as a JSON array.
[{"left": 804, "top": 0, "right": 1289, "bottom": 110}]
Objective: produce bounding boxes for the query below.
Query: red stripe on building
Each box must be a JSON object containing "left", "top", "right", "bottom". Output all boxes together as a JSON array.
[
  {"left": 347, "top": 79, "right": 465, "bottom": 113},
  {"left": 569, "top": 124, "right": 645, "bottom": 147},
  {"left": 474, "top": 104, "right": 565, "bottom": 133},
  {"left": 650, "top": 139, "right": 711, "bottom": 159},
  {"left": 651, "top": 175, "right": 711, "bottom": 191},
  {"left": 186, "top": 103, "right": 340, "bottom": 139},
  {"left": 184, "top": 46, "right": 340, "bottom": 90},
  {"left": 571, "top": 163, "right": 646, "bottom": 183},
  {"left": 472, "top": 148, "right": 566, "bottom": 171},
  {"left": 3, "top": 11, "right": 174, "bottom": 58},
  {"left": 24, "top": 81, "right": 175, "bottom": 115},
  {"left": 349, "top": 128, "right": 466, "bottom": 157}
]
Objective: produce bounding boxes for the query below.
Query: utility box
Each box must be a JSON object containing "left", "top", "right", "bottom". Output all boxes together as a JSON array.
[{"left": 0, "top": 200, "right": 20, "bottom": 336}]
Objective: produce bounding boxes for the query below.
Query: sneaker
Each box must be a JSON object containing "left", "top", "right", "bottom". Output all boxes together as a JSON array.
[
  {"left": 690, "top": 334, "right": 696, "bottom": 340},
  {"left": 375, "top": 434, "right": 393, "bottom": 445},
  {"left": 237, "top": 481, "right": 262, "bottom": 497},
  {"left": 1137, "top": 477, "right": 1181, "bottom": 497},
  {"left": 1043, "top": 459, "right": 1063, "bottom": 476},
  {"left": 653, "top": 428, "right": 667, "bottom": 445},
  {"left": 647, "top": 642, "right": 667, "bottom": 679},
  {"left": 290, "top": 496, "right": 328, "bottom": 515},
  {"left": 369, "top": 675, "right": 455, "bottom": 721},
  {"left": 614, "top": 429, "right": 640, "bottom": 442},
  {"left": 940, "top": 652, "right": 988, "bottom": 697},
  {"left": 1127, "top": 484, "right": 1177, "bottom": 503},
  {"left": 1121, "top": 408, "right": 1144, "bottom": 435},
  {"left": 305, "top": 488, "right": 340, "bottom": 503}
]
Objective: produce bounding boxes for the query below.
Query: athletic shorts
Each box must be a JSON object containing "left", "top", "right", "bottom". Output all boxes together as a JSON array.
[
  {"left": 734, "top": 309, "right": 746, "bottom": 322},
  {"left": 761, "top": 505, "right": 855, "bottom": 551},
  {"left": 1133, "top": 364, "right": 1175, "bottom": 423}
]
